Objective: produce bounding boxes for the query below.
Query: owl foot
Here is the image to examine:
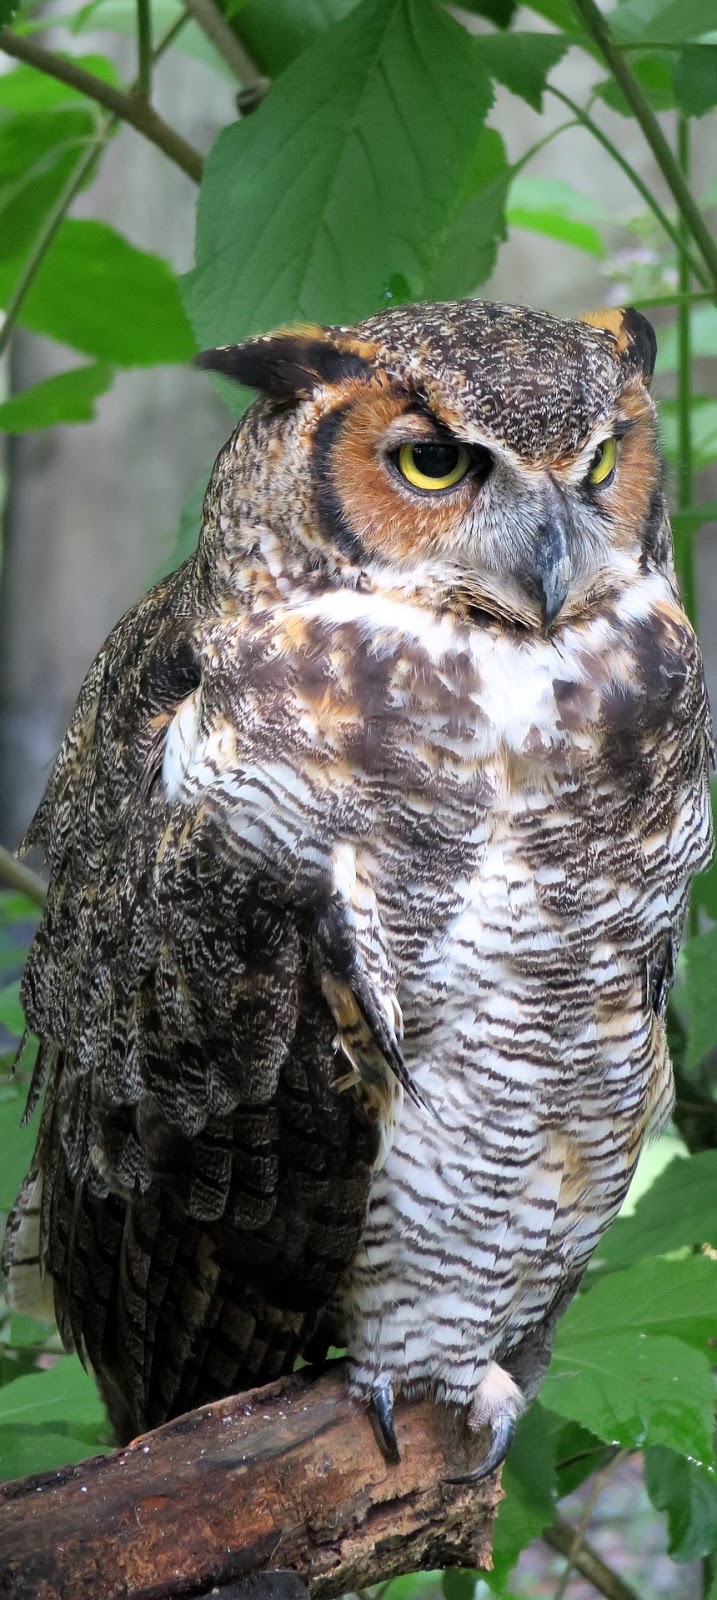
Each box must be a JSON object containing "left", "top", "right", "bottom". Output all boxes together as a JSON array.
[
  {"left": 448, "top": 1411, "right": 516, "bottom": 1484},
  {"left": 447, "top": 1361, "right": 524, "bottom": 1483},
  {"left": 369, "top": 1376, "right": 400, "bottom": 1464}
]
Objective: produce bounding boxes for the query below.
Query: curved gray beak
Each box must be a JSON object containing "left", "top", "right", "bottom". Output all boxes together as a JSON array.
[{"left": 521, "top": 482, "right": 573, "bottom": 629}]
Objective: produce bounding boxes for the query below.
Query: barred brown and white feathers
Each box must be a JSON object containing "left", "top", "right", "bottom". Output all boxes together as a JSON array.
[{"left": 3, "top": 300, "right": 712, "bottom": 1468}]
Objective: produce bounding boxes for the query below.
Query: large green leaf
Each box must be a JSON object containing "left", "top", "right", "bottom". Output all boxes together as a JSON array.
[
  {"left": 0, "top": 1355, "right": 108, "bottom": 1441},
  {"left": 474, "top": 32, "right": 568, "bottom": 110},
  {"left": 612, "top": 0, "right": 717, "bottom": 44},
  {"left": 598, "top": 1151, "right": 717, "bottom": 1264},
  {"left": 645, "top": 1445, "right": 717, "bottom": 1563},
  {"left": 425, "top": 128, "right": 509, "bottom": 299},
  {"left": 507, "top": 176, "right": 606, "bottom": 258},
  {"left": 692, "top": 781, "right": 717, "bottom": 920},
  {"left": 234, "top": 0, "right": 359, "bottom": 73},
  {"left": 542, "top": 1330, "right": 715, "bottom": 1461},
  {"left": 184, "top": 0, "right": 494, "bottom": 351},
  {"left": 672, "top": 42, "right": 717, "bottom": 114},
  {"left": 0, "top": 364, "right": 113, "bottom": 432},
  {"left": 682, "top": 924, "right": 717, "bottom": 1068},
  {"left": 0, "top": 1070, "right": 35, "bottom": 1213},
  {"left": 0, "top": 1426, "right": 107, "bottom": 1481},
  {"left": 0, "top": 220, "right": 195, "bottom": 365},
  {"left": 484, "top": 1403, "right": 557, "bottom": 1594},
  {"left": 556, "top": 1255, "right": 717, "bottom": 1357}
]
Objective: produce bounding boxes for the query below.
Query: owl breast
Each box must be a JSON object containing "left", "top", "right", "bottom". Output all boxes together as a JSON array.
[{"left": 164, "top": 569, "right": 711, "bottom": 1413}]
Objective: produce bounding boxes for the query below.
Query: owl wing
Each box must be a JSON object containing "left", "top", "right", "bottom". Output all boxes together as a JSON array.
[{"left": 3, "top": 568, "right": 398, "bottom": 1440}]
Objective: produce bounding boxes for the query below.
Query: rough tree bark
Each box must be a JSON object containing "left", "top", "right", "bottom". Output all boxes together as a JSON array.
[{"left": 0, "top": 1362, "right": 501, "bottom": 1600}]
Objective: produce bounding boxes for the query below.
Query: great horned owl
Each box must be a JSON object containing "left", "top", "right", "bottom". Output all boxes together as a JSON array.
[{"left": 3, "top": 300, "right": 713, "bottom": 1478}]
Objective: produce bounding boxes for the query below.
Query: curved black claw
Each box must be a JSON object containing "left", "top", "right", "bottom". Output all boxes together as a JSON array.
[
  {"left": 447, "top": 1411, "right": 516, "bottom": 1485},
  {"left": 369, "top": 1378, "right": 400, "bottom": 1464}
]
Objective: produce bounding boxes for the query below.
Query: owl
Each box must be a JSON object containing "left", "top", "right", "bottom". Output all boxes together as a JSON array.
[{"left": 3, "top": 300, "right": 713, "bottom": 1481}]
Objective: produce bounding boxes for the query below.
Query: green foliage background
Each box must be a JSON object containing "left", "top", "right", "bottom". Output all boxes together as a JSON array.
[{"left": 0, "top": 0, "right": 717, "bottom": 1593}]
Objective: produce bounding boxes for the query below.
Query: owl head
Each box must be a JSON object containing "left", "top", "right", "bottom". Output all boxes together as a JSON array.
[{"left": 196, "top": 299, "right": 662, "bottom": 631}]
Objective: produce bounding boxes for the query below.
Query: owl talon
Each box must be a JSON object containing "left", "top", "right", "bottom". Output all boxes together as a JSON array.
[
  {"left": 369, "top": 1377, "right": 400, "bottom": 1464},
  {"left": 447, "top": 1411, "right": 516, "bottom": 1484}
]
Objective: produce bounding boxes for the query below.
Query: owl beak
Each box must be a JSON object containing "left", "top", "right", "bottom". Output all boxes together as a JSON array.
[{"left": 526, "top": 488, "right": 572, "bottom": 629}]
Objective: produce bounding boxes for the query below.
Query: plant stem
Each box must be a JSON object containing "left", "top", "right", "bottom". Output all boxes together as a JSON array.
[
  {"left": 181, "top": 0, "right": 269, "bottom": 101},
  {"left": 632, "top": 290, "right": 715, "bottom": 309},
  {"left": 544, "top": 1513, "right": 644, "bottom": 1600},
  {"left": 548, "top": 88, "right": 710, "bottom": 290},
  {"left": 0, "top": 844, "right": 47, "bottom": 908},
  {"left": 511, "top": 119, "right": 580, "bottom": 178},
  {"left": 136, "top": 0, "right": 152, "bottom": 99},
  {"left": 568, "top": 0, "right": 717, "bottom": 290},
  {"left": 553, "top": 1448, "right": 630, "bottom": 1600},
  {"left": 0, "top": 27, "right": 203, "bottom": 183}
]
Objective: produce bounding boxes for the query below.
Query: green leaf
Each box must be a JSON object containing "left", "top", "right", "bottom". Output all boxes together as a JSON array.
[
  {"left": 0, "top": 1355, "right": 107, "bottom": 1438},
  {"left": 484, "top": 1404, "right": 557, "bottom": 1593},
  {"left": 425, "top": 128, "right": 509, "bottom": 299},
  {"left": 542, "top": 1330, "right": 715, "bottom": 1461},
  {"left": 442, "top": 1572, "right": 478, "bottom": 1600},
  {"left": 453, "top": 0, "right": 518, "bottom": 24},
  {"left": 0, "top": 1074, "right": 35, "bottom": 1213},
  {"left": 474, "top": 32, "right": 568, "bottom": 110},
  {"left": 382, "top": 1575, "right": 444, "bottom": 1600},
  {"left": 0, "top": 364, "right": 113, "bottom": 432},
  {"left": 0, "top": 54, "right": 119, "bottom": 110},
  {"left": 549, "top": 1413, "right": 614, "bottom": 1497},
  {"left": 0, "top": 220, "right": 196, "bottom": 366},
  {"left": 507, "top": 205, "right": 605, "bottom": 257},
  {"left": 656, "top": 307, "right": 717, "bottom": 368},
  {"left": 682, "top": 925, "right": 717, "bottom": 1068},
  {"left": 673, "top": 44, "right": 717, "bottom": 116},
  {"left": 507, "top": 176, "right": 608, "bottom": 256},
  {"left": 524, "top": 0, "right": 578, "bottom": 26},
  {"left": 645, "top": 1445, "right": 717, "bottom": 1562},
  {"left": 660, "top": 397, "right": 717, "bottom": 471},
  {"left": 0, "top": 0, "right": 20, "bottom": 23},
  {"left": 599, "top": 1151, "right": 717, "bottom": 1264},
  {"left": 556, "top": 1256, "right": 717, "bottom": 1357},
  {"left": 234, "top": 0, "right": 360, "bottom": 75},
  {"left": 184, "top": 0, "right": 494, "bottom": 351},
  {"left": 692, "top": 781, "right": 717, "bottom": 920},
  {"left": 595, "top": 54, "right": 677, "bottom": 116},
  {"left": 0, "top": 1425, "right": 107, "bottom": 1480},
  {"left": 0, "top": 979, "right": 24, "bottom": 1039},
  {"left": 612, "top": 0, "right": 717, "bottom": 45}
]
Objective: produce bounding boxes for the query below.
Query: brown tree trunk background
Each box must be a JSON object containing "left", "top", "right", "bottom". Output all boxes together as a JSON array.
[{"left": 0, "top": 1364, "right": 501, "bottom": 1600}]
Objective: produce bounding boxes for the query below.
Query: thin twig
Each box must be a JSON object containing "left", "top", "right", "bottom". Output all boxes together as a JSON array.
[
  {"left": 0, "top": 28, "right": 203, "bottom": 183},
  {"left": 0, "top": 844, "right": 47, "bottom": 908},
  {"left": 181, "top": 0, "right": 269, "bottom": 102},
  {"left": 136, "top": 0, "right": 152, "bottom": 99},
  {"left": 632, "top": 290, "right": 716, "bottom": 309},
  {"left": 568, "top": 0, "right": 717, "bottom": 290},
  {"left": 0, "top": 13, "right": 192, "bottom": 359},
  {"left": 554, "top": 1448, "right": 631, "bottom": 1600},
  {"left": 548, "top": 88, "right": 710, "bottom": 291},
  {"left": 544, "top": 1512, "right": 645, "bottom": 1600}
]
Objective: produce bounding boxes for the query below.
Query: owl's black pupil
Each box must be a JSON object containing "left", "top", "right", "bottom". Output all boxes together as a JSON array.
[{"left": 411, "top": 443, "right": 460, "bottom": 478}]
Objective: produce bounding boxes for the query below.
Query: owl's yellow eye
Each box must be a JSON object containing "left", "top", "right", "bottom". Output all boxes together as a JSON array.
[
  {"left": 396, "top": 441, "right": 471, "bottom": 491},
  {"left": 588, "top": 436, "right": 617, "bottom": 486}
]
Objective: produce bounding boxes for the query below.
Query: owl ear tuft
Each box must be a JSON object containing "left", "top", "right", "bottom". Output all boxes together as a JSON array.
[
  {"left": 195, "top": 326, "right": 374, "bottom": 399},
  {"left": 580, "top": 306, "right": 657, "bottom": 386}
]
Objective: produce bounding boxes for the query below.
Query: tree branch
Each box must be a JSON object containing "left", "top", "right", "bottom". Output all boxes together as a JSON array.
[
  {"left": 181, "top": 0, "right": 270, "bottom": 105},
  {"left": 544, "top": 1515, "right": 645, "bottom": 1600},
  {"left": 0, "top": 28, "right": 203, "bottom": 183},
  {"left": 568, "top": 0, "right": 717, "bottom": 290},
  {"left": 0, "top": 1363, "right": 501, "bottom": 1600},
  {"left": 0, "top": 843, "right": 47, "bottom": 908}
]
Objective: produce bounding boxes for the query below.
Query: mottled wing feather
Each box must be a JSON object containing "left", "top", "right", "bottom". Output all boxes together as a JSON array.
[{"left": 5, "top": 568, "right": 379, "bottom": 1440}]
